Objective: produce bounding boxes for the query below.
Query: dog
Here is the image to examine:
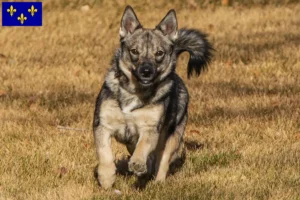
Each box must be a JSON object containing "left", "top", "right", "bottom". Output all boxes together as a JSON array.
[{"left": 93, "top": 5, "right": 212, "bottom": 189}]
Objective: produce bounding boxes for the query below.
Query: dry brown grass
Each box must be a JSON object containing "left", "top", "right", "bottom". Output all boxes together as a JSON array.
[{"left": 1, "top": 1, "right": 300, "bottom": 199}]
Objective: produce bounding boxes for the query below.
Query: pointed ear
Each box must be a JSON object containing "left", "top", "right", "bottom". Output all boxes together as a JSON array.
[
  {"left": 156, "top": 9, "right": 178, "bottom": 40},
  {"left": 119, "top": 6, "right": 142, "bottom": 38}
]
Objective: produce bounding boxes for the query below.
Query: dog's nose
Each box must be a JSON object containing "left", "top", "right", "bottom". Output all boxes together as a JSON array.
[{"left": 138, "top": 64, "right": 155, "bottom": 80}]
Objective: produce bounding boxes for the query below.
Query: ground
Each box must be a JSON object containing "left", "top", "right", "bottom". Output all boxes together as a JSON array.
[{"left": 0, "top": 1, "right": 300, "bottom": 199}]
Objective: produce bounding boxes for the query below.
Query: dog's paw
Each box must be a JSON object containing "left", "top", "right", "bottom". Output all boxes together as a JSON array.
[
  {"left": 99, "top": 176, "right": 115, "bottom": 189},
  {"left": 155, "top": 174, "right": 166, "bottom": 182},
  {"left": 128, "top": 159, "right": 147, "bottom": 176},
  {"left": 96, "top": 164, "right": 116, "bottom": 189}
]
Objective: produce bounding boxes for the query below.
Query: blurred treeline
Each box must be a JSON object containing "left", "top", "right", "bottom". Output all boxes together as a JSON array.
[{"left": 42, "top": 0, "right": 299, "bottom": 10}]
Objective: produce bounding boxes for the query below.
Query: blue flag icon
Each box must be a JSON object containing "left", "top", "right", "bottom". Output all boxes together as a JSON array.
[{"left": 2, "top": 2, "right": 42, "bottom": 26}]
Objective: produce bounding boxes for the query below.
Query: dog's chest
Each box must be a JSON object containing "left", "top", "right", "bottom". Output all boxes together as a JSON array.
[
  {"left": 100, "top": 99, "right": 164, "bottom": 142},
  {"left": 121, "top": 98, "right": 142, "bottom": 114}
]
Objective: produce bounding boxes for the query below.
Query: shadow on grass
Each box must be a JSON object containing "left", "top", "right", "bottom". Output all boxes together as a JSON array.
[
  {"left": 195, "top": 80, "right": 300, "bottom": 98},
  {"left": 224, "top": 81, "right": 297, "bottom": 96},
  {"left": 215, "top": 31, "right": 300, "bottom": 63},
  {"left": 189, "top": 150, "right": 242, "bottom": 172},
  {"left": 93, "top": 140, "right": 201, "bottom": 190},
  {"left": 1, "top": 87, "right": 97, "bottom": 110},
  {"left": 189, "top": 80, "right": 300, "bottom": 125},
  {"left": 5, "top": 80, "right": 299, "bottom": 111},
  {"left": 191, "top": 102, "right": 291, "bottom": 123},
  {"left": 190, "top": 102, "right": 298, "bottom": 126}
]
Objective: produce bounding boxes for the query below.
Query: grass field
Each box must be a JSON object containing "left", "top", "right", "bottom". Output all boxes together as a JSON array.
[{"left": 1, "top": 1, "right": 300, "bottom": 199}]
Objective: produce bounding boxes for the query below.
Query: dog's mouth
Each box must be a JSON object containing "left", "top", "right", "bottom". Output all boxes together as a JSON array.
[
  {"left": 132, "top": 64, "right": 157, "bottom": 87},
  {"left": 139, "top": 79, "right": 153, "bottom": 87}
]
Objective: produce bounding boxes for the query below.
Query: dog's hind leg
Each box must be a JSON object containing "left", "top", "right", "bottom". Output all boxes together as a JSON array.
[{"left": 155, "top": 115, "right": 187, "bottom": 182}]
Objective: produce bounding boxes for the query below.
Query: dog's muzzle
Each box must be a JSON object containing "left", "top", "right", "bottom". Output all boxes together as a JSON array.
[{"left": 136, "top": 63, "right": 156, "bottom": 86}]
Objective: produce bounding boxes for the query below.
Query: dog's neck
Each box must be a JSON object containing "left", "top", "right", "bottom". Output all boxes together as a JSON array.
[{"left": 105, "top": 67, "right": 173, "bottom": 112}]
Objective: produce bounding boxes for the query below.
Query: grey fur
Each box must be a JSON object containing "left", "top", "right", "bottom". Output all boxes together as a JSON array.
[{"left": 93, "top": 5, "right": 213, "bottom": 189}]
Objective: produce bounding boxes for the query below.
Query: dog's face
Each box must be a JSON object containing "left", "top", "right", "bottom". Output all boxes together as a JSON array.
[{"left": 119, "top": 7, "right": 178, "bottom": 88}]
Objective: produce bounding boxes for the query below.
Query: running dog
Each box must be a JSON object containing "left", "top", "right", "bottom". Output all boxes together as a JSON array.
[{"left": 93, "top": 5, "right": 213, "bottom": 189}]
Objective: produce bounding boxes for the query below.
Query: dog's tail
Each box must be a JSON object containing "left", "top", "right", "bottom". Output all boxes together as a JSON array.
[{"left": 175, "top": 28, "right": 213, "bottom": 78}]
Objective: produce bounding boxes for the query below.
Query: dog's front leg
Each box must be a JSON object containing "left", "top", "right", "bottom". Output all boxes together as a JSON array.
[
  {"left": 94, "top": 126, "right": 116, "bottom": 189},
  {"left": 128, "top": 128, "right": 159, "bottom": 176}
]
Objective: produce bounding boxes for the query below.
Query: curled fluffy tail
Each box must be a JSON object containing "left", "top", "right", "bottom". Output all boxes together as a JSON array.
[{"left": 175, "top": 28, "right": 213, "bottom": 78}]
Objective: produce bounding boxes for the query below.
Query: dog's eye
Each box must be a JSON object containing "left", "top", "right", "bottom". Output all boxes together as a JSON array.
[
  {"left": 155, "top": 50, "right": 164, "bottom": 57},
  {"left": 130, "top": 49, "right": 139, "bottom": 55}
]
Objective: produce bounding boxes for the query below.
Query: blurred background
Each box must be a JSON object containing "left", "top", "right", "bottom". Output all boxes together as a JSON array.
[{"left": 0, "top": 0, "right": 299, "bottom": 199}]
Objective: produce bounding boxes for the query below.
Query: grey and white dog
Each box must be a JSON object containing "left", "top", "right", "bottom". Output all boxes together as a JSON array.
[{"left": 93, "top": 5, "right": 212, "bottom": 189}]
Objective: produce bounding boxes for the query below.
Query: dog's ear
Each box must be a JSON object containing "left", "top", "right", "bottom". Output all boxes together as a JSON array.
[
  {"left": 120, "top": 6, "right": 142, "bottom": 38},
  {"left": 156, "top": 9, "right": 178, "bottom": 40}
]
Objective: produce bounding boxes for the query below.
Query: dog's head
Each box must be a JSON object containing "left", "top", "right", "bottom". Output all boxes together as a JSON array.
[{"left": 118, "top": 6, "right": 178, "bottom": 88}]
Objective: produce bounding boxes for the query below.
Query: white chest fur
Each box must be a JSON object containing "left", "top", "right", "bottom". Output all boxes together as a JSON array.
[
  {"left": 121, "top": 100, "right": 141, "bottom": 114},
  {"left": 99, "top": 99, "right": 163, "bottom": 133}
]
